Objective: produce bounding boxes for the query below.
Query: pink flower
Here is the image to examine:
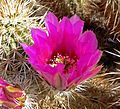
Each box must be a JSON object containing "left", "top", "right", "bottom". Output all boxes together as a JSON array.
[
  {"left": 0, "top": 77, "right": 26, "bottom": 109},
  {"left": 21, "top": 12, "right": 102, "bottom": 90}
]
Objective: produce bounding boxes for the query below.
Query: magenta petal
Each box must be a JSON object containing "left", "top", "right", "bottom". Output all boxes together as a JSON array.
[
  {"left": 39, "top": 65, "right": 57, "bottom": 86},
  {"left": 67, "top": 70, "right": 78, "bottom": 87},
  {"left": 21, "top": 44, "right": 44, "bottom": 70},
  {"left": 70, "top": 15, "right": 81, "bottom": 24},
  {"left": 76, "top": 30, "right": 98, "bottom": 57},
  {"left": 45, "top": 19, "right": 61, "bottom": 52},
  {"left": 77, "top": 65, "right": 102, "bottom": 84},
  {"left": 68, "top": 65, "right": 102, "bottom": 86},
  {"left": 70, "top": 15, "right": 84, "bottom": 36},
  {"left": 77, "top": 54, "right": 92, "bottom": 73},
  {"left": 45, "top": 12, "right": 59, "bottom": 28},
  {"left": 77, "top": 49, "right": 102, "bottom": 73},
  {"left": 60, "top": 17, "right": 73, "bottom": 36},
  {"left": 20, "top": 45, "right": 44, "bottom": 71},
  {"left": 22, "top": 34, "right": 52, "bottom": 63},
  {"left": 21, "top": 44, "right": 39, "bottom": 65},
  {"left": 46, "top": 21, "right": 57, "bottom": 36},
  {"left": 0, "top": 88, "right": 7, "bottom": 101},
  {"left": 53, "top": 72, "right": 67, "bottom": 90},
  {"left": 21, "top": 43, "right": 35, "bottom": 56},
  {"left": 35, "top": 40, "right": 52, "bottom": 62},
  {"left": 31, "top": 28, "right": 47, "bottom": 45},
  {"left": 0, "top": 78, "right": 9, "bottom": 86},
  {"left": 53, "top": 73, "right": 62, "bottom": 90},
  {"left": 40, "top": 64, "right": 65, "bottom": 89},
  {"left": 53, "top": 64, "right": 67, "bottom": 90},
  {"left": 60, "top": 17, "right": 76, "bottom": 55},
  {"left": 80, "top": 30, "right": 98, "bottom": 50},
  {"left": 46, "top": 21, "right": 62, "bottom": 52},
  {"left": 87, "top": 50, "right": 102, "bottom": 67}
]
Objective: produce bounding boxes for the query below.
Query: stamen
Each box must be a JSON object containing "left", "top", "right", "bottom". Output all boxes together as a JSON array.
[{"left": 48, "top": 53, "right": 77, "bottom": 72}]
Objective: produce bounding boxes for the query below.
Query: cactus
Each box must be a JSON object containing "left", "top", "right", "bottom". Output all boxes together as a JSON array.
[
  {"left": 0, "top": 0, "right": 45, "bottom": 77},
  {"left": 0, "top": 0, "right": 41, "bottom": 55},
  {"left": 0, "top": 0, "right": 120, "bottom": 109}
]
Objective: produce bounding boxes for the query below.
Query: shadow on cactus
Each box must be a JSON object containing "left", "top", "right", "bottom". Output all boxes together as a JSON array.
[
  {"left": 81, "top": 0, "right": 120, "bottom": 38},
  {"left": 35, "top": 0, "right": 71, "bottom": 18}
]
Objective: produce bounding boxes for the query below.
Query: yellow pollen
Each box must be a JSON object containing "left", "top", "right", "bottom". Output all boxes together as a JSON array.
[{"left": 48, "top": 53, "right": 77, "bottom": 72}]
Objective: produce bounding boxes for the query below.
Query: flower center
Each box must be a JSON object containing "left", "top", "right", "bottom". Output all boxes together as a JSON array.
[{"left": 48, "top": 53, "right": 77, "bottom": 72}]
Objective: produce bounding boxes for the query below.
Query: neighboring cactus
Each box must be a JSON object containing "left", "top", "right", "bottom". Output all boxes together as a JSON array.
[{"left": 0, "top": 0, "right": 41, "bottom": 56}]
